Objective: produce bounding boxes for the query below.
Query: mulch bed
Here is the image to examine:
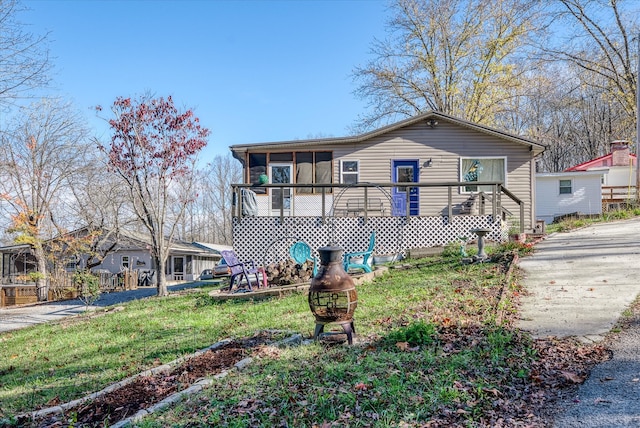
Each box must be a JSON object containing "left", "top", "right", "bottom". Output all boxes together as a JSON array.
[{"left": 23, "top": 331, "right": 280, "bottom": 428}]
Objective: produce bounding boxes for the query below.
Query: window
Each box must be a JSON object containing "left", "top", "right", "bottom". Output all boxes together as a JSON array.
[
  {"left": 250, "top": 152, "right": 333, "bottom": 195},
  {"left": 460, "top": 157, "right": 506, "bottom": 192},
  {"left": 121, "top": 255, "right": 130, "bottom": 269},
  {"left": 65, "top": 257, "right": 77, "bottom": 270},
  {"left": 249, "top": 153, "right": 267, "bottom": 194},
  {"left": 396, "top": 165, "right": 415, "bottom": 192},
  {"left": 295, "top": 152, "right": 332, "bottom": 193},
  {"left": 270, "top": 152, "right": 293, "bottom": 162},
  {"left": 340, "top": 160, "right": 359, "bottom": 184},
  {"left": 559, "top": 179, "right": 572, "bottom": 194}
]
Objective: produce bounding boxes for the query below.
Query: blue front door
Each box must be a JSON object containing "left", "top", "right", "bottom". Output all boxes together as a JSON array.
[{"left": 392, "top": 160, "right": 419, "bottom": 216}]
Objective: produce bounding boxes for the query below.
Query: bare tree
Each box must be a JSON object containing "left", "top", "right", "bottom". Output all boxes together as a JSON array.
[
  {"left": 203, "top": 154, "right": 241, "bottom": 245},
  {"left": 173, "top": 154, "right": 241, "bottom": 245},
  {"left": 542, "top": 0, "right": 638, "bottom": 120},
  {"left": 0, "top": 99, "right": 91, "bottom": 300},
  {"left": 525, "top": 0, "right": 640, "bottom": 171},
  {"left": 352, "top": 0, "right": 542, "bottom": 131},
  {"left": 0, "top": 0, "right": 51, "bottom": 109},
  {"left": 68, "top": 157, "right": 138, "bottom": 269}
]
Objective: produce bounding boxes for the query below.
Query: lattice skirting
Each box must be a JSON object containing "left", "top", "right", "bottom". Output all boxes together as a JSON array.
[{"left": 232, "top": 215, "right": 506, "bottom": 266}]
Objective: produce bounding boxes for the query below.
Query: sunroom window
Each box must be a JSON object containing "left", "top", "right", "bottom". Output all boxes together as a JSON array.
[
  {"left": 295, "top": 152, "right": 332, "bottom": 194},
  {"left": 248, "top": 153, "right": 267, "bottom": 194}
]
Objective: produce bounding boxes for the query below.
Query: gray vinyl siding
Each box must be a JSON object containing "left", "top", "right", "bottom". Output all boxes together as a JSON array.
[
  {"left": 331, "top": 120, "right": 535, "bottom": 227},
  {"left": 237, "top": 117, "right": 539, "bottom": 229}
]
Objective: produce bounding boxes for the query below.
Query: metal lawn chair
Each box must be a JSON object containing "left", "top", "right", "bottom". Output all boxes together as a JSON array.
[
  {"left": 220, "top": 250, "right": 264, "bottom": 292},
  {"left": 343, "top": 231, "right": 375, "bottom": 273},
  {"left": 289, "top": 241, "right": 318, "bottom": 277}
]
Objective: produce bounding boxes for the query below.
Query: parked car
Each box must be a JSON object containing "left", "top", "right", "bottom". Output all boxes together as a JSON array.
[
  {"left": 200, "top": 269, "right": 215, "bottom": 280},
  {"left": 213, "top": 259, "right": 231, "bottom": 277}
]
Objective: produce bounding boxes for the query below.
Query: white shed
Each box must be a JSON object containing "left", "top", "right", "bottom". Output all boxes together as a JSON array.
[{"left": 536, "top": 170, "right": 606, "bottom": 224}]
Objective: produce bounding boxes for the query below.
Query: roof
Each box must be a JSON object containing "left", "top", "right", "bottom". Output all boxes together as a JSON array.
[
  {"left": 193, "top": 242, "right": 233, "bottom": 253},
  {"left": 229, "top": 111, "right": 546, "bottom": 157},
  {"left": 115, "top": 230, "right": 219, "bottom": 256},
  {"left": 0, "top": 243, "right": 31, "bottom": 253},
  {"left": 0, "top": 229, "right": 225, "bottom": 257},
  {"left": 565, "top": 153, "right": 637, "bottom": 171},
  {"left": 536, "top": 170, "right": 608, "bottom": 178}
]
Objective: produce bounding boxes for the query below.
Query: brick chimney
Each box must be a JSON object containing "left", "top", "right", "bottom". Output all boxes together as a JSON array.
[{"left": 610, "top": 140, "right": 630, "bottom": 166}]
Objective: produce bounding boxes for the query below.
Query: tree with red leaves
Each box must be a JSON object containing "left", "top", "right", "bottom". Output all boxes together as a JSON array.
[{"left": 98, "top": 95, "right": 209, "bottom": 296}]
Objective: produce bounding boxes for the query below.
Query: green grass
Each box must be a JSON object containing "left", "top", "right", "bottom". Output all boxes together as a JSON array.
[
  {"left": 545, "top": 206, "right": 640, "bottom": 234},
  {"left": 0, "top": 245, "right": 538, "bottom": 426}
]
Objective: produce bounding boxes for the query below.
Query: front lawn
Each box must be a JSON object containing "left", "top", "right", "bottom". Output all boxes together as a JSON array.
[{"left": 0, "top": 243, "right": 608, "bottom": 426}]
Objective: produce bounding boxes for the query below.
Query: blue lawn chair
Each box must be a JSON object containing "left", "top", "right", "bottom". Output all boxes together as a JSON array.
[
  {"left": 289, "top": 241, "right": 318, "bottom": 277},
  {"left": 343, "top": 231, "right": 375, "bottom": 273}
]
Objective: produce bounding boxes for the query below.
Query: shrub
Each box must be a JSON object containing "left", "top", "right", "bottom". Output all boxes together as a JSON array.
[
  {"left": 386, "top": 320, "right": 438, "bottom": 346},
  {"left": 73, "top": 270, "right": 101, "bottom": 307}
]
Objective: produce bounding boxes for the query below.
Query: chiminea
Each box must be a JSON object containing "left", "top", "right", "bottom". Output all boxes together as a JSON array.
[{"left": 308, "top": 245, "right": 357, "bottom": 344}]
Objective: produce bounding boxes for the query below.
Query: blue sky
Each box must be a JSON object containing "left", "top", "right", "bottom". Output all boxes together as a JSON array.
[{"left": 22, "top": 0, "right": 388, "bottom": 161}]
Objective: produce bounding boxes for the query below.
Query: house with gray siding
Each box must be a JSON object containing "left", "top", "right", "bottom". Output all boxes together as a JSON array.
[
  {"left": 229, "top": 111, "right": 545, "bottom": 263},
  {"left": 0, "top": 229, "right": 224, "bottom": 285}
]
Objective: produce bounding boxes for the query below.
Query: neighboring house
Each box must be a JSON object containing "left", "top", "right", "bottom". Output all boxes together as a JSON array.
[
  {"left": 93, "top": 231, "right": 224, "bottom": 282},
  {"left": 565, "top": 140, "right": 637, "bottom": 186},
  {"left": 564, "top": 140, "right": 638, "bottom": 210},
  {"left": 565, "top": 140, "right": 637, "bottom": 185},
  {"left": 0, "top": 229, "right": 225, "bottom": 284},
  {"left": 0, "top": 243, "right": 34, "bottom": 283},
  {"left": 228, "top": 111, "right": 545, "bottom": 263},
  {"left": 536, "top": 171, "right": 605, "bottom": 224}
]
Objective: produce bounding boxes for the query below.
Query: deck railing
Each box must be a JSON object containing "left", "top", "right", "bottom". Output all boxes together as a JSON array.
[
  {"left": 231, "top": 181, "right": 525, "bottom": 233},
  {"left": 602, "top": 186, "right": 636, "bottom": 203}
]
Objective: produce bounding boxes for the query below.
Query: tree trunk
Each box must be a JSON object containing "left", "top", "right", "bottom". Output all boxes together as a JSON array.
[
  {"left": 154, "top": 254, "right": 168, "bottom": 297},
  {"left": 34, "top": 247, "right": 49, "bottom": 301}
]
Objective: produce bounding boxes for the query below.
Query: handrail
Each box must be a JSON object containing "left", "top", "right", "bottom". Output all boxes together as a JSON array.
[
  {"left": 602, "top": 185, "right": 637, "bottom": 201},
  {"left": 499, "top": 185, "right": 525, "bottom": 233},
  {"left": 232, "top": 181, "right": 525, "bottom": 231}
]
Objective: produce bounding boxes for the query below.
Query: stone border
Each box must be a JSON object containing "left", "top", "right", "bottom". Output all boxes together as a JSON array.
[{"left": 19, "top": 330, "right": 303, "bottom": 427}]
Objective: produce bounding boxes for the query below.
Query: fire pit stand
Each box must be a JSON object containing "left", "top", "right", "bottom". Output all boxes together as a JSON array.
[{"left": 308, "top": 245, "right": 358, "bottom": 345}]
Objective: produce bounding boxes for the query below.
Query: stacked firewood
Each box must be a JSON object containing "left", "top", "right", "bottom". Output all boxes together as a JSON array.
[{"left": 265, "top": 259, "right": 314, "bottom": 285}]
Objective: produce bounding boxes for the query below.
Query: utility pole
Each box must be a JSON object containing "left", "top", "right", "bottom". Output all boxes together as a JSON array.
[{"left": 637, "top": 35, "right": 640, "bottom": 201}]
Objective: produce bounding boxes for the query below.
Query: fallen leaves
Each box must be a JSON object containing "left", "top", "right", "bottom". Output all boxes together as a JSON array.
[
  {"left": 395, "top": 341, "right": 419, "bottom": 352},
  {"left": 354, "top": 382, "right": 370, "bottom": 391},
  {"left": 560, "top": 370, "right": 585, "bottom": 384}
]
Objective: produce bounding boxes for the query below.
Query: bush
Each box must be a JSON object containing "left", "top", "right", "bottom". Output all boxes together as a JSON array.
[
  {"left": 386, "top": 320, "right": 438, "bottom": 347},
  {"left": 73, "top": 270, "right": 101, "bottom": 307}
]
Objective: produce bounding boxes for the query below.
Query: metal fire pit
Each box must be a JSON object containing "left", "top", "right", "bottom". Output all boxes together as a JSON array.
[{"left": 308, "top": 245, "right": 357, "bottom": 344}]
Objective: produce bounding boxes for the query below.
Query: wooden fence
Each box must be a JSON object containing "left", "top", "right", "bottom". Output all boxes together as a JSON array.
[
  {"left": 602, "top": 186, "right": 638, "bottom": 211},
  {"left": 0, "top": 270, "right": 140, "bottom": 307}
]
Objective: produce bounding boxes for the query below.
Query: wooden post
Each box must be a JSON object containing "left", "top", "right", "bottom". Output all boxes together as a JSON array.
[
  {"left": 363, "top": 186, "right": 369, "bottom": 222},
  {"left": 447, "top": 186, "right": 453, "bottom": 221},
  {"left": 406, "top": 186, "right": 411, "bottom": 221},
  {"left": 321, "top": 186, "right": 326, "bottom": 224},
  {"left": 279, "top": 185, "right": 284, "bottom": 224}
]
